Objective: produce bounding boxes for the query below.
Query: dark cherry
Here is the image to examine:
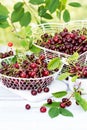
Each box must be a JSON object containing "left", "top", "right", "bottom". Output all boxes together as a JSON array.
[
  {"left": 37, "top": 87, "right": 42, "bottom": 93},
  {"left": 43, "top": 87, "right": 49, "bottom": 93},
  {"left": 25, "top": 104, "right": 31, "bottom": 110},
  {"left": 31, "top": 90, "right": 37, "bottom": 96},
  {"left": 47, "top": 98, "right": 52, "bottom": 104}
]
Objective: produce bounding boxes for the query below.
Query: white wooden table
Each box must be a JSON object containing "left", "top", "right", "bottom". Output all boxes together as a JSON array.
[{"left": 0, "top": 80, "right": 87, "bottom": 130}]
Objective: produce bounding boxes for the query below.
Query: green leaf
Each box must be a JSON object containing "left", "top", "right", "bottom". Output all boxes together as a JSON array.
[
  {"left": 11, "top": 8, "right": 24, "bottom": 23},
  {"left": 11, "top": 56, "right": 17, "bottom": 64},
  {"left": 14, "top": 2, "right": 24, "bottom": 10},
  {"left": 0, "top": 21, "right": 9, "bottom": 28},
  {"left": 63, "top": 9, "right": 70, "bottom": 22},
  {"left": 59, "top": 108, "right": 73, "bottom": 117},
  {"left": 58, "top": 72, "right": 70, "bottom": 80},
  {"left": 71, "top": 75, "right": 78, "bottom": 82},
  {"left": 68, "top": 2, "right": 81, "bottom": 7},
  {"left": 21, "top": 40, "right": 28, "bottom": 48},
  {"left": 67, "top": 52, "right": 79, "bottom": 63},
  {"left": 25, "top": 26, "right": 32, "bottom": 35},
  {"left": 0, "top": 4, "right": 9, "bottom": 16},
  {"left": 62, "top": 0, "right": 67, "bottom": 5},
  {"left": 74, "top": 92, "right": 87, "bottom": 111},
  {"left": 29, "top": 44, "right": 41, "bottom": 54},
  {"left": 38, "top": 5, "right": 46, "bottom": 17},
  {"left": 29, "top": 0, "right": 44, "bottom": 5},
  {"left": 46, "top": 0, "right": 59, "bottom": 13},
  {"left": 44, "top": 101, "right": 60, "bottom": 107},
  {"left": 20, "top": 12, "right": 31, "bottom": 27},
  {"left": 0, "top": 15, "right": 8, "bottom": 22},
  {"left": 42, "top": 13, "right": 53, "bottom": 19},
  {"left": 47, "top": 57, "right": 62, "bottom": 70},
  {"left": 48, "top": 107, "right": 60, "bottom": 118},
  {"left": 52, "top": 91, "right": 67, "bottom": 98}
]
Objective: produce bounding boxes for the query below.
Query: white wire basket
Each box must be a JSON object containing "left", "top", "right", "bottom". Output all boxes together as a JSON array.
[
  {"left": 0, "top": 53, "right": 62, "bottom": 93},
  {"left": 32, "top": 20, "right": 87, "bottom": 59}
]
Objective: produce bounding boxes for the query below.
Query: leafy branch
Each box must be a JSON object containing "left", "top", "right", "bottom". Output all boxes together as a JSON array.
[{"left": 43, "top": 90, "right": 87, "bottom": 118}]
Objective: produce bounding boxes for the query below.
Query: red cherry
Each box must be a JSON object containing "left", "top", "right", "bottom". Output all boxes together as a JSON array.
[
  {"left": 39, "top": 54, "right": 45, "bottom": 60},
  {"left": 81, "top": 35, "right": 86, "bottom": 40},
  {"left": 20, "top": 72, "right": 26, "bottom": 78},
  {"left": 31, "top": 90, "right": 37, "bottom": 96},
  {"left": 25, "top": 104, "right": 31, "bottom": 110},
  {"left": 42, "top": 70, "right": 49, "bottom": 76},
  {"left": 8, "top": 42, "right": 13, "bottom": 47},
  {"left": 60, "top": 102, "right": 66, "bottom": 108},
  {"left": 30, "top": 63, "right": 37, "bottom": 69},
  {"left": 40, "top": 106, "right": 47, "bottom": 113},
  {"left": 14, "top": 63, "right": 19, "bottom": 69}
]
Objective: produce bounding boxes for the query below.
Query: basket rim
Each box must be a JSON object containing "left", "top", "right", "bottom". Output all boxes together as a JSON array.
[
  {"left": 0, "top": 70, "right": 59, "bottom": 80},
  {"left": 32, "top": 19, "right": 87, "bottom": 28}
]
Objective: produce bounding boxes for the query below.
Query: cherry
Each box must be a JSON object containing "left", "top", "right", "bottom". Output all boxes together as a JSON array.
[
  {"left": 8, "top": 42, "right": 13, "bottom": 47},
  {"left": 20, "top": 72, "right": 26, "bottom": 78},
  {"left": 31, "top": 90, "right": 37, "bottom": 96},
  {"left": 60, "top": 102, "right": 66, "bottom": 108},
  {"left": 40, "top": 106, "right": 47, "bottom": 113},
  {"left": 39, "top": 54, "right": 45, "bottom": 60},
  {"left": 25, "top": 104, "right": 31, "bottom": 110},
  {"left": 43, "top": 87, "right": 49, "bottom": 92},
  {"left": 66, "top": 101, "right": 72, "bottom": 107},
  {"left": 29, "top": 71, "right": 36, "bottom": 78},
  {"left": 37, "top": 87, "right": 42, "bottom": 93},
  {"left": 47, "top": 98, "right": 52, "bottom": 104},
  {"left": 30, "top": 63, "right": 37, "bottom": 69},
  {"left": 81, "top": 35, "right": 86, "bottom": 40},
  {"left": 14, "top": 63, "right": 19, "bottom": 69},
  {"left": 42, "top": 70, "right": 49, "bottom": 76}
]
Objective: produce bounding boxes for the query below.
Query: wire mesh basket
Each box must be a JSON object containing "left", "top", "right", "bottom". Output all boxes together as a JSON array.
[
  {"left": 0, "top": 53, "right": 62, "bottom": 95},
  {"left": 32, "top": 20, "right": 87, "bottom": 60}
]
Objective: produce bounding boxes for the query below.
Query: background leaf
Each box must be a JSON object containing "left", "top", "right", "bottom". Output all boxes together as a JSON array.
[
  {"left": 59, "top": 108, "right": 73, "bottom": 117},
  {"left": 0, "top": 15, "right": 8, "bottom": 22},
  {"left": 0, "top": 4, "right": 9, "bottom": 16},
  {"left": 63, "top": 9, "right": 70, "bottom": 22},
  {"left": 38, "top": 5, "right": 46, "bottom": 17},
  {"left": 48, "top": 57, "right": 62, "bottom": 70},
  {"left": 11, "top": 8, "right": 24, "bottom": 23},
  {"left": 42, "top": 13, "right": 53, "bottom": 19},
  {"left": 0, "top": 21, "right": 9, "bottom": 28},
  {"left": 48, "top": 107, "right": 60, "bottom": 118},
  {"left": 20, "top": 12, "right": 31, "bottom": 27},
  {"left": 46, "top": 0, "right": 59, "bottom": 13},
  {"left": 29, "top": 0, "right": 44, "bottom": 5},
  {"left": 14, "top": 2, "right": 24, "bottom": 10},
  {"left": 68, "top": 2, "right": 81, "bottom": 7},
  {"left": 52, "top": 91, "right": 67, "bottom": 98}
]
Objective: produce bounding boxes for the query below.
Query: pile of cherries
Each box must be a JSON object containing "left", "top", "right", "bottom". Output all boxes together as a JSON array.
[
  {"left": 0, "top": 54, "right": 52, "bottom": 78},
  {"left": 0, "top": 51, "right": 14, "bottom": 59},
  {"left": 36, "top": 28, "right": 87, "bottom": 55},
  {"left": 68, "top": 63, "right": 87, "bottom": 78}
]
